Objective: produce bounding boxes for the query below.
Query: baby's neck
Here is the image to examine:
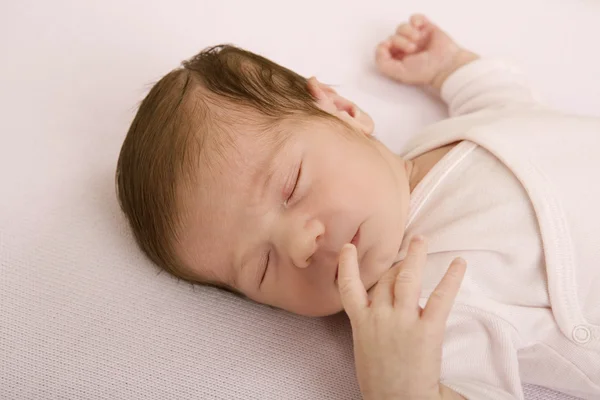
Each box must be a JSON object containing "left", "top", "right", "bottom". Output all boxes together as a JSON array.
[{"left": 408, "top": 142, "right": 460, "bottom": 192}]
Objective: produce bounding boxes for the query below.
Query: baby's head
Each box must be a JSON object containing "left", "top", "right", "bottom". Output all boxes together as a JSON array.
[{"left": 116, "top": 45, "right": 412, "bottom": 316}]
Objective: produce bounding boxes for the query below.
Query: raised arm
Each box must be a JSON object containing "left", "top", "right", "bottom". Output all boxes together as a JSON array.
[{"left": 376, "top": 14, "right": 543, "bottom": 118}]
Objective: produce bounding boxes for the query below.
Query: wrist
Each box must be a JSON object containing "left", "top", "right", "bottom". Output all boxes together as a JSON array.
[{"left": 430, "top": 49, "right": 480, "bottom": 92}]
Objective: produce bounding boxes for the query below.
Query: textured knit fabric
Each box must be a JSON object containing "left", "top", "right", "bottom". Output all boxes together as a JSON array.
[{"left": 395, "top": 59, "right": 600, "bottom": 399}]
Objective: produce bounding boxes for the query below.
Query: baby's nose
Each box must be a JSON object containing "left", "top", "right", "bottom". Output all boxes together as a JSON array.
[{"left": 289, "top": 219, "right": 324, "bottom": 269}]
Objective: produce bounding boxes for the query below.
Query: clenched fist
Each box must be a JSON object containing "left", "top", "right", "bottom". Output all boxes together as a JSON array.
[{"left": 375, "top": 14, "right": 479, "bottom": 90}]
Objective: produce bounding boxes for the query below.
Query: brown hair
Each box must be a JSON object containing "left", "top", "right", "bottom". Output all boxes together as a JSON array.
[{"left": 115, "top": 45, "right": 337, "bottom": 294}]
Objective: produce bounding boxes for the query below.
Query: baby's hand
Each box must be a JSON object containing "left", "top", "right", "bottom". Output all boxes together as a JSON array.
[
  {"left": 337, "top": 236, "right": 467, "bottom": 400},
  {"left": 376, "top": 14, "right": 479, "bottom": 90}
]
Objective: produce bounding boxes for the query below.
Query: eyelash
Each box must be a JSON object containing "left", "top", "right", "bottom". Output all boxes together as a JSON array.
[
  {"left": 286, "top": 163, "right": 302, "bottom": 203},
  {"left": 260, "top": 251, "right": 270, "bottom": 285},
  {"left": 261, "top": 163, "right": 301, "bottom": 286}
]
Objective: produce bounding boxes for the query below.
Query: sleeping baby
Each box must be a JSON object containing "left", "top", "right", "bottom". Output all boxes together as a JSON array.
[{"left": 115, "top": 14, "right": 600, "bottom": 400}]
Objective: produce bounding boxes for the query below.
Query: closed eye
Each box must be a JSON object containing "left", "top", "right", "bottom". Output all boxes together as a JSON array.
[
  {"left": 259, "top": 251, "right": 270, "bottom": 286},
  {"left": 286, "top": 163, "right": 302, "bottom": 203}
]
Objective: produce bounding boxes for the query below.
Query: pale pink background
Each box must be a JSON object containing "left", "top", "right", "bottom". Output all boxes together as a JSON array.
[{"left": 1, "top": 1, "right": 598, "bottom": 399}]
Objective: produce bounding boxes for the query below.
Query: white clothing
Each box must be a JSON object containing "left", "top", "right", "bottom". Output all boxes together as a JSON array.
[{"left": 397, "top": 59, "right": 600, "bottom": 399}]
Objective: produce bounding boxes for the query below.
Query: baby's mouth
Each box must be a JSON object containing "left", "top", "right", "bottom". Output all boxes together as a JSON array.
[{"left": 350, "top": 227, "right": 360, "bottom": 246}]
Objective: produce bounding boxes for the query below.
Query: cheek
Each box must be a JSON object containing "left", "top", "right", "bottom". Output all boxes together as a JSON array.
[
  {"left": 350, "top": 155, "right": 398, "bottom": 198},
  {"left": 310, "top": 137, "right": 396, "bottom": 207}
]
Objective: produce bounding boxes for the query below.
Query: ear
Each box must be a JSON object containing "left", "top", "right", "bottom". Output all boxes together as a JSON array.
[{"left": 307, "top": 77, "right": 374, "bottom": 136}]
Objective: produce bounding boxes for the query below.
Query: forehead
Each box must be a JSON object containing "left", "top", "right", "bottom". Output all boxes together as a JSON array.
[{"left": 175, "top": 121, "right": 290, "bottom": 284}]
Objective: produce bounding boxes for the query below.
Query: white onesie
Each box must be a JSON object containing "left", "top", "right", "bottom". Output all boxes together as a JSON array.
[{"left": 396, "top": 59, "right": 600, "bottom": 399}]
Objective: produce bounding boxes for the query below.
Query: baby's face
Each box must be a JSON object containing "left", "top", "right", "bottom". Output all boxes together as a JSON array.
[{"left": 178, "top": 118, "right": 411, "bottom": 316}]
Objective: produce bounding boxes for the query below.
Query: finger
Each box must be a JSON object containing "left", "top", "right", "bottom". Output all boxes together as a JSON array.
[
  {"left": 422, "top": 257, "right": 467, "bottom": 325},
  {"left": 375, "top": 41, "right": 408, "bottom": 81},
  {"left": 410, "top": 14, "right": 429, "bottom": 30},
  {"left": 337, "top": 244, "right": 368, "bottom": 319},
  {"left": 395, "top": 23, "right": 421, "bottom": 42},
  {"left": 410, "top": 14, "right": 436, "bottom": 40},
  {"left": 375, "top": 40, "right": 393, "bottom": 62},
  {"left": 389, "top": 35, "right": 418, "bottom": 54},
  {"left": 369, "top": 261, "right": 401, "bottom": 308},
  {"left": 393, "top": 236, "right": 427, "bottom": 311}
]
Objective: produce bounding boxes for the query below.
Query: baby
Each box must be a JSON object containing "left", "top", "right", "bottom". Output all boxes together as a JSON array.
[{"left": 116, "top": 14, "right": 600, "bottom": 400}]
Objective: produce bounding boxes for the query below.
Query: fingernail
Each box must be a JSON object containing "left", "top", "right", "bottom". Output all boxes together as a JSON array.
[{"left": 342, "top": 243, "right": 356, "bottom": 253}]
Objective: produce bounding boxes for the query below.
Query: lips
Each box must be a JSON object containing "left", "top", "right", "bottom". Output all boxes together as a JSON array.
[{"left": 350, "top": 227, "right": 360, "bottom": 246}]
